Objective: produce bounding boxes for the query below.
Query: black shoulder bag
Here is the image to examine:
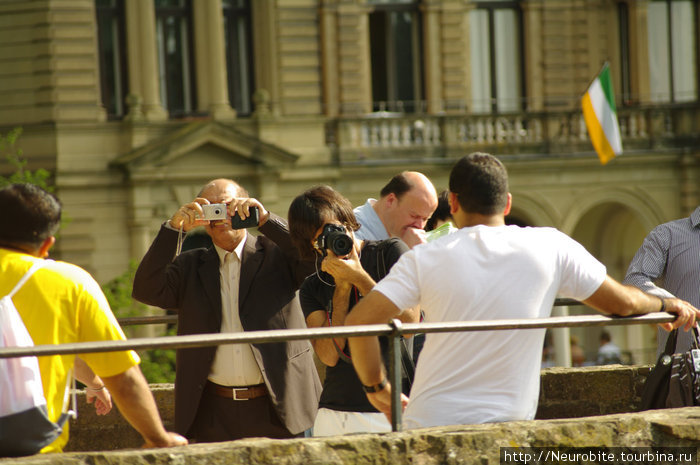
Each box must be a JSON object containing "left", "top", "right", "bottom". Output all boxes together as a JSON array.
[{"left": 639, "top": 327, "right": 700, "bottom": 410}]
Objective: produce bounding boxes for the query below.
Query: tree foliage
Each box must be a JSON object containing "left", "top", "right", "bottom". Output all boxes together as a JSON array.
[{"left": 0, "top": 128, "right": 53, "bottom": 190}]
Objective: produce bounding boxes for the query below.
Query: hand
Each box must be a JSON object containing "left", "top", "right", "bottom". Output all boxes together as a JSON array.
[
  {"left": 400, "top": 227, "right": 427, "bottom": 249},
  {"left": 169, "top": 198, "right": 212, "bottom": 231},
  {"left": 321, "top": 245, "right": 365, "bottom": 286},
  {"left": 143, "top": 432, "right": 188, "bottom": 448},
  {"left": 226, "top": 198, "right": 270, "bottom": 227},
  {"left": 365, "top": 382, "right": 409, "bottom": 424},
  {"left": 86, "top": 386, "right": 112, "bottom": 415},
  {"left": 658, "top": 298, "right": 700, "bottom": 332}
]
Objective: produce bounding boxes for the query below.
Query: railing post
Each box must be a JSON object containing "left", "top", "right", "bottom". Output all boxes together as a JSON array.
[{"left": 388, "top": 319, "right": 403, "bottom": 432}]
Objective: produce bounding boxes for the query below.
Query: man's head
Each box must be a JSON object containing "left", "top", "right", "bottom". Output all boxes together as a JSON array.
[
  {"left": 376, "top": 171, "right": 438, "bottom": 237},
  {"left": 199, "top": 178, "right": 248, "bottom": 251},
  {"left": 288, "top": 185, "right": 360, "bottom": 260},
  {"left": 449, "top": 152, "right": 510, "bottom": 217},
  {"left": 0, "top": 183, "right": 61, "bottom": 255}
]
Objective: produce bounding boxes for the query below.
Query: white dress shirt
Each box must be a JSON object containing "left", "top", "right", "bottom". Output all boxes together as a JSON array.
[{"left": 208, "top": 234, "right": 264, "bottom": 387}]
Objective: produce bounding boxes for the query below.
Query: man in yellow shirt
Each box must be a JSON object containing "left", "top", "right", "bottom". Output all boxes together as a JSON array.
[{"left": 0, "top": 183, "right": 187, "bottom": 454}]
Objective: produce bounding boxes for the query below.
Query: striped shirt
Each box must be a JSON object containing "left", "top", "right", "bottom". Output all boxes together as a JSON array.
[{"left": 623, "top": 206, "right": 700, "bottom": 355}]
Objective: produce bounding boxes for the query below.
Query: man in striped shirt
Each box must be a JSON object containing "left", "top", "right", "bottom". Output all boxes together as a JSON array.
[{"left": 624, "top": 206, "right": 700, "bottom": 354}]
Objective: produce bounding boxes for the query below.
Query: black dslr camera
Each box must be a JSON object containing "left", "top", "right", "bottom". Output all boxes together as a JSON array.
[{"left": 315, "top": 224, "right": 353, "bottom": 257}]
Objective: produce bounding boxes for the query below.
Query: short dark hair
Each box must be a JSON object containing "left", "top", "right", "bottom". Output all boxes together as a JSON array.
[
  {"left": 425, "top": 190, "right": 451, "bottom": 231},
  {"left": 288, "top": 185, "right": 360, "bottom": 259},
  {"left": 379, "top": 172, "right": 414, "bottom": 199},
  {"left": 448, "top": 152, "right": 508, "bottom": 215},
  {"left": 0, "top": 183, "right": 61, "bottom": 249}
]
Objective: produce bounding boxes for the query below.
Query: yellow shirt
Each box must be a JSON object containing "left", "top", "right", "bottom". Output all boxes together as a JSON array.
[{"left": 0, "top": 249, "right": 140, "bottom": 453}]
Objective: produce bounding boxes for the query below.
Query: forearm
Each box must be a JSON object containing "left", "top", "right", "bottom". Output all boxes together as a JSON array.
[
  {"left": 584, "top": 276, "right": 665, "bottom": 317},
  {"left": 74, "top": 356, "right": 104, "bottom": 390},
  {"left": 102, "top": 366, "right": 170, "bottom": 447}
]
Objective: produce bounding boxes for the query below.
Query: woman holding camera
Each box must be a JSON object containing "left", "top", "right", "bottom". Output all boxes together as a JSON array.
[{"left": 288, "top": 185, "right": 418, "bottom": 436}]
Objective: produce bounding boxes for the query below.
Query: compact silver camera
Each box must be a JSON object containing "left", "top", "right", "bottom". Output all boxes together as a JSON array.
[{"left": 201, "top": 203, "right": 227, "bottom": 221}]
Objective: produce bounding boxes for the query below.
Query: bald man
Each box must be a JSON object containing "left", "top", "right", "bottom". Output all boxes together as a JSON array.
[
  {"left": 133, "top": 179, "right": 321, "bottom": 443},
  {"left": 354, "top": 171, "right": 438, "bottom": 248}
]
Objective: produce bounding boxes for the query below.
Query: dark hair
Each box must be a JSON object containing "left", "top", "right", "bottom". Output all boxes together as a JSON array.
[
  {"left": 0, "top": 183, "right": 61, "bottom": 249},
  {"left": 448, "top": 152, "right": 508, "bottom": 215},
  {"left": 425, "top": 190, "right": 451, "bottom": 231},
  {"left": 379, "top": 172, "right": 414, "bottom": 199},
  {"left": 288, "top": 185, "right": 360, "bottom": 259}
]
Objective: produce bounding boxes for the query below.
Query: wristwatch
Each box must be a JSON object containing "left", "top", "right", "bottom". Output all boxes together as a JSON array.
[{"left": 362, "top": 377, "right": 388, "bottom": 393}]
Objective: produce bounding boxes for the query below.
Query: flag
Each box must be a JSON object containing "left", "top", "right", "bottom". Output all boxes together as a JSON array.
[{"left": 581, "top": 64, "right": 623, "bottom": 165}]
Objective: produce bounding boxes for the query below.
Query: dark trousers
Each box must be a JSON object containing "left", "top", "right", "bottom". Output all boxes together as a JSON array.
[{"left": 188, "top": 382, "right": 296, "bottom": 442}]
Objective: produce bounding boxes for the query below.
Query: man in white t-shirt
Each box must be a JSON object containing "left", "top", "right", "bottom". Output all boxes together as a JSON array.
[{"left": 346, "top": 152, "right": 700, "bottom": 429}]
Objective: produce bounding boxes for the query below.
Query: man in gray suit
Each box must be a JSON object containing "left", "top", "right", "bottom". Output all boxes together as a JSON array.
[{"left": 133, "top": 178, "right": 320, "bottom": 442}]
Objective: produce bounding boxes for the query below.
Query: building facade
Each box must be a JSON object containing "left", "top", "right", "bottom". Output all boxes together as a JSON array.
[{"left": 1, "top": 0, "right": 698, "bottom": 364}]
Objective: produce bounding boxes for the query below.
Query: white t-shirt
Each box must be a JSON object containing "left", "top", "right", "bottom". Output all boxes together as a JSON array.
[{"left": 373, "top": 225, "right": 607, "bottom": 429}]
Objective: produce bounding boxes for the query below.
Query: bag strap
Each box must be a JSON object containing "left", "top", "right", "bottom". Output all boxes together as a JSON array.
[
  {"left": 4, "top": 259, "right": 77, "bottom": 422},
  {"left": 5, "top": 261, "right": 45, "bottom": 299},
  {"left": 663, "top": 329, "right": 679, "bottom": 356}
]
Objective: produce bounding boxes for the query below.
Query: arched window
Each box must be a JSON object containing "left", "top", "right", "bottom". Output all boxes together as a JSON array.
[
  {"left": 647, "top": 0, "right": 698, "bottom": 103},
  {"left": 368, "top": 0, "right": 424, "bottom": 113},
  {"left": 469, "top": 0, "right": 523, "bottom": 114},
  {"left": 155, "top": 0, "right": 197, "bottom": 116},
  {"left": 223, "top": 0, "right": 255, "bottom": 116},
  {"left": 95, "top": 0, "right": 129, "bottom": 118}
]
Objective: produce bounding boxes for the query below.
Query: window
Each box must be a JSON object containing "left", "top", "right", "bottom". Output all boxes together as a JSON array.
[
  {"left": 618, "top": 2, "right": 633, "bottom": 105},
  {"left": 223, "top": 0, "right": 254, "bottom": 116},
  {"left": 95, "top": 0, "right": 128, "bottom": 118},
  {"left": 470, "top": 1, "right": 523, "bottom": 113},
  {"left": 647, "top": 0, "right": 698, "bottom": 103},
  {"left": 368, "top": 0, "right": 424, "bottom": 113},
  {"left": 155, "top": 0, "right": 197, "bottom": 116}
]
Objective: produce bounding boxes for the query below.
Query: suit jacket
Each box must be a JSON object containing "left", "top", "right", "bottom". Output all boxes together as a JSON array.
[{"left": 132, "top": 214, "right": 321, "bottom": 436}]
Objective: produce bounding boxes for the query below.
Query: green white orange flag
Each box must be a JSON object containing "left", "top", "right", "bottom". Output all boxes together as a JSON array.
[{"left": 581, "top": 64, "right": 622, "bottom": 165}]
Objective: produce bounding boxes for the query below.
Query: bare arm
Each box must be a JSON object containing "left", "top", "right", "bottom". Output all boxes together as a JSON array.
[
  {"left": 583, "top": 276, "right": 699, "bottom": 332},
  {"left": 305, "top": 282, "right": 353, "bottom": 367},
  {"left": 346, "top": 290, "right": 409, "bottom": 419},
  {"left": 74, "top": 356, "right": 112, "bottom": 415},
  {"left": 101, "top": 365, "right": 187, "bottom": 448}
]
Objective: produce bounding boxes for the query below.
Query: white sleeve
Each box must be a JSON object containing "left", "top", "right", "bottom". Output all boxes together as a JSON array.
[
  {"left": 373, "top": 250, "right": 422, "bottom": 312},
  {"left": 556, "top": 233, "right": 607, "bottom": 301}
]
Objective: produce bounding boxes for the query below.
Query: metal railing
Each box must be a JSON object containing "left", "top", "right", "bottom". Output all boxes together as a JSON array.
[{"left": 0, "top": 309, "right": 675, "bottom": 432}]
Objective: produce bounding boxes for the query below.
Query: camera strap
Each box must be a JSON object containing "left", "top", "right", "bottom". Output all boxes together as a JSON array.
[
  {"left": 327, "top": 298, "right": 353, "bottom": 364},
  {"left": 175, "top": 223, "right": 185, "bottom": 258}
]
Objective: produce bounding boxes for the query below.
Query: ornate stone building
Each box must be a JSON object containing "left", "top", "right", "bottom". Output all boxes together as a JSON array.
[{"left": 1, "top": 0, "right": 698, "bottom": 363}]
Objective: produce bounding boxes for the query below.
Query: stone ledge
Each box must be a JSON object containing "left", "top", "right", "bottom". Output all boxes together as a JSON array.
[{"left": 3, "top": 409, "right": 700, "bottom": 465}]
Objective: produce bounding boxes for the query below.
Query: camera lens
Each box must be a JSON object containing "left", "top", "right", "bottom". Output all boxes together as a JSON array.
[
  {"left": 214, "top": 208, "right": 221, "bottom": 215},
  {"left": 328, "top": 232, "right": 353, "bottom": 256}
]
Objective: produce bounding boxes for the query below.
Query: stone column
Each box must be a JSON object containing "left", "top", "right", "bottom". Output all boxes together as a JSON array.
[
  {"left": 521, "top": 0, "right": 544, "bottom": 112},
  {"left": 320, "top": 1, "right": 340, "bottom": 117},
  {"left": 627, "top": 0, "right": 651, "bottom": 105},
  {"left": 421, "top": 0, "right": 443, "bottom": 114},
  {"left": 125, "top": 0, "right": 168, "bottom": 121},
  {"left": 252, "top": 0, "right": 281, "bottom": 116},
  {"left": 552, "top": 305, "right": 572, "bottom": 368},
  {"left": 193, "top": 0, "right": 236, "bottom": 120}
]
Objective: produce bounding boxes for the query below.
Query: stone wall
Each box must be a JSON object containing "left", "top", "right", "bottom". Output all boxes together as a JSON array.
[
  {"left": 58, "top": 365, "right": 651, "bottom": 453},
  {"left": 4, "top": 409, "right": 700, "bottom": 465}
]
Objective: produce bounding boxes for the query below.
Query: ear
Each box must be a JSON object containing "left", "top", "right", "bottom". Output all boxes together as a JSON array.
[
  {"left": 448, "top": 191, "right": 460, "bottom": 215},
  {"left": 503, "top": 193, "right": 512, "bottom": 216},
  {"left": 384, "top": 193, "right": 398, "bottom": 209},
  {"left": 38, "top": 236, "right": 55, "bottom": 258}
]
